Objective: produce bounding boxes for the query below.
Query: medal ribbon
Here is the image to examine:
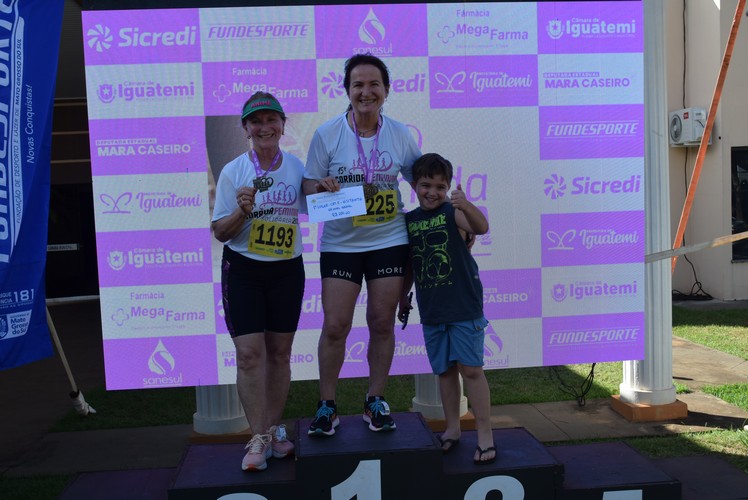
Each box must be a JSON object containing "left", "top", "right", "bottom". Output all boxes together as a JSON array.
[
  {"left": 249, "top": 148, "right": 281, "bottom": 179},
  {"left": 351, "top": 112, "right": 382, "bottom": 185}
]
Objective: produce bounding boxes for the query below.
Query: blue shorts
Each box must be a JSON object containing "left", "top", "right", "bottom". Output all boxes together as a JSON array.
[{"left": 422, "top": 317, "right": 489, "bottom": 375}]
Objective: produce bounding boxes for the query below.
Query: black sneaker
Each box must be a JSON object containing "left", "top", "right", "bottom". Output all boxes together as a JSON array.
[
  {"left": 363, "top": 395, "right": 396, "bottom": 432},
  {"left": 308, "top": 400, "right": 339, "bottom": 436}
]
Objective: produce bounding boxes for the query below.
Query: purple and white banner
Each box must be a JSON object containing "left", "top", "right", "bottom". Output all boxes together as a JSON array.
[
  {"left": 0, "top": 0, "right": 64, "bottom": 370},
  {"left": 82, "top": 1, "right": 645, "bottom": 390}
]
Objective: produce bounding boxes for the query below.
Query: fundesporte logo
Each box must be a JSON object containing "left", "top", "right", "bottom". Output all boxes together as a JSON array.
[{"left": 87, "top": 24, "right": 113, "bottom": 52}]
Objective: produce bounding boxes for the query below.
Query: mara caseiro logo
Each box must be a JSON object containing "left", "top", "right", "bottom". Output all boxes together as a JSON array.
[{"left": 87, "top": 24, "right": 113, "bottom": 52}]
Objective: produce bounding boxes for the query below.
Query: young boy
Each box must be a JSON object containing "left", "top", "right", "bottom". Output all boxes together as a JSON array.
[{"left": 398, "top": 153, "right": 495, "bottom": 465}]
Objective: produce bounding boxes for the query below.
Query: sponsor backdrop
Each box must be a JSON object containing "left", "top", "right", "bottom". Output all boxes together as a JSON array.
[
  {"left": 82, "top": 1, "right": 645, "bottom": 390},
  {"left": 0, "top": 0, "right": 65, "bottom": 370}
]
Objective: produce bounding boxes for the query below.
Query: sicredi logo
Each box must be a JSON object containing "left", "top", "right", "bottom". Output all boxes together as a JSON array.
[
  {"left": 107, "top": 247, "right": 204, "bottom": 271},
  {"left": 545, "top": 17, "right": 636, "bottom": 40},
  {"left": 97, "top": 81, "right": 195, "bottom": 104},
  {"left": 87, "top": 24, "right": 197, "bottom": 52},
  {"left": 544, "top": 174, "right": 641, "bottom": 199},
  {"left": 551, "top": 279, "right": 638, "bottom": 302},
  {"left": 321, "top": 72, "right": 425, "bottom": 99}
]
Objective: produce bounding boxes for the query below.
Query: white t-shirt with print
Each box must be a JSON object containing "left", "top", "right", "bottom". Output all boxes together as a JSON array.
[
  {"left": 304, "top": 113, "right": 421, "bottom": 252},
  {"left": 212, "top": 151, "right": 306, "bottom": 261}
]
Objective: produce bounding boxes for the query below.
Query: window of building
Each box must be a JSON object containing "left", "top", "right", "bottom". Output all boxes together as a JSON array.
[{"left": 731, "top": 146, "right": 748, "bottom": 261}]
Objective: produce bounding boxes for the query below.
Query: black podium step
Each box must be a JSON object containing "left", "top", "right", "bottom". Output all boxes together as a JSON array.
[
  {"left": 168, "top": 413, "right": 683, "bottom": 500},
  {"left": 548, "top": 442, "right": 681, "bottom": 500}
]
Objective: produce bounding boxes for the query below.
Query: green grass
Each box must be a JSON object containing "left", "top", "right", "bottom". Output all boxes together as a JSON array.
[
  {"left": 672, "top": 306, "right": 748, "bottom": 359},
  {"left": 0, "top": 475, "right": 73, "bottom": 500},
  {"left": 6, "top": 304, "right": 748, "bottom": 497}
]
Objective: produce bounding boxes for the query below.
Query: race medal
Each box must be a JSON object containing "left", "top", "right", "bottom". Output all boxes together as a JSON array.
[
  {"left": 363, "top": 183, "right": 379, "bottom": 199},
  {"left": 253, "top": 176, "right": 274, "bottom": 192},
  {"left": 248, "top": 220, "right": 296, "bottom": 259},
  {"left": 353, "top": 189, "right": 397, "bottom": 226}
]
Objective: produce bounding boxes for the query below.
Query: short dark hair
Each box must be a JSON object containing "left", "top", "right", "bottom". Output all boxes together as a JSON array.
[
  {"left": 412, "top": 153, "right": 454, "bottom": 184},
  {"left": 343, "top": 53, "right": 391, "bottom": 95}
]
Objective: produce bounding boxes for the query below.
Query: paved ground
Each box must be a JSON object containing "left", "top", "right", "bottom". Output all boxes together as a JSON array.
[{"left": 1, "top": 299, "right": 747, "bottom": 498}]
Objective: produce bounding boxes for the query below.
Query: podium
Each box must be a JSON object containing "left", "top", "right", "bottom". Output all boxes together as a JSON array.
[{"left": 169, "top": 412, "right": 680, "bottom": 499}]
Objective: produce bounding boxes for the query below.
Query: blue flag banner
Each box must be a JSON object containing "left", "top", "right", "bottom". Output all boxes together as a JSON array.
[{"left": 0, "top": 0, "right": 64, "bottom": 370}]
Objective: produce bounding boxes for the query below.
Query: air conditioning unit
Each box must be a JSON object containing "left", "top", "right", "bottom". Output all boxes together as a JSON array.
[{"left": 669, "top": 107, "right": 710, "bottom": 147}]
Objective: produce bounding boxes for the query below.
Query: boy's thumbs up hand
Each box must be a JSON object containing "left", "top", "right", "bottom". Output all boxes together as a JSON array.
[{"left": 451, "top": 183, "right": 467, "bottom": 211}]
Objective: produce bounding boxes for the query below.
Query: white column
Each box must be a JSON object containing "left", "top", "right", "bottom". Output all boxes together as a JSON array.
[
  {"left": 412, "top": 373, "right": 468, "bottom": 420},
  {"left": 618, "top": 0, "right": 677, "bottom": 405},
  {"left": 193, "top": 384, "right": 250, "bottom": 435}
]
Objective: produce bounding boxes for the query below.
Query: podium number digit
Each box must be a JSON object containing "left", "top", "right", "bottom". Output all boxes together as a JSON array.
[
  {"left": 603, "top": 491, "right": 643, "bottom": 499},
  {"left": 331, "top": 459, "right": 382, "bottom": 500},
  {"left": 463, "top": 475, "right": 524, "bottom": 500}
]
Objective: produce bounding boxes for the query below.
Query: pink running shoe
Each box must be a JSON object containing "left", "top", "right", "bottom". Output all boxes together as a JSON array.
[
  {"left": 268, "top": 424, "right": 295, "bottom": 459},
  {"left": 241, "top": 433, "right": 272, "bottom": 471}
]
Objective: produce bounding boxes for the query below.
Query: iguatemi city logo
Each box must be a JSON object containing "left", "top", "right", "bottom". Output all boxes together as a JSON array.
[
  {"left": 552, "top": 279, "right": 638, "bottom": 302},
  {"left": 546, "top": 16, "right": 636, "bottom": 40},
  {"left": 434, "top": 70, "right": 532, "bottom": 94},
  {"left": 546, "top": 227, "right": 639, "bottom": 251},
  {"left": 544, "top": 173, "right": 641, "bottom": 200},
  {"left": 97, "top": 80, "right": 195, "bottom": 104},
  {"left": 86, "top": 23, "right": 197, "bottom": 52},
  {"left": 107, "top": 246, "right": 204, "bottom": 271},
  {"left": 99, "top": 190, "right": 202, "bottom": 215}
]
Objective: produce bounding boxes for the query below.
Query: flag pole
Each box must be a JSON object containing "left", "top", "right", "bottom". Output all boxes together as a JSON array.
[{"left": 46, "top": 307, "right": 96, "bottom": 416}]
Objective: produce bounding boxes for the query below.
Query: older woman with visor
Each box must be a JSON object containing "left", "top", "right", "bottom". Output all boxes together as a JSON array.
[{"left": 211, "top": 91, "right": 306, "bottom": 471}]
